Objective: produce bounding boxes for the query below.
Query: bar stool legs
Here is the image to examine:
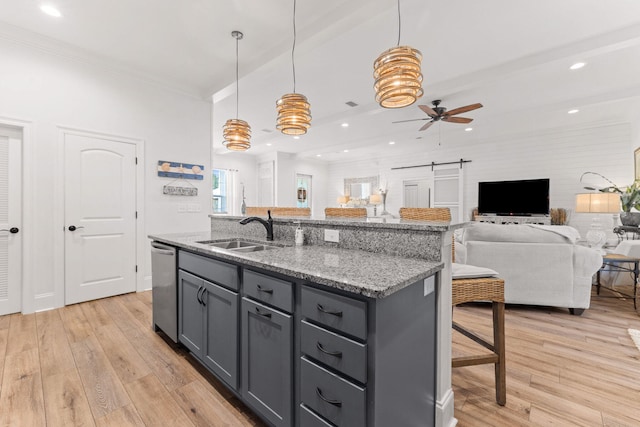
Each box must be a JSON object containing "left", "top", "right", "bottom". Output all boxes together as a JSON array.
[{"left": 451, "top": 278, "right": 506, "bottom": 406}]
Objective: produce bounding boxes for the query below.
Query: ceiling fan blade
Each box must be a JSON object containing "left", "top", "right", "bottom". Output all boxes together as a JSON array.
[
  {"left": 444, "top": 103, "right": 483, "bottom": 116},
  {"left": 392, "top": 118, "right": 428, "bottom": 124},
  {"left": 442, "top": 116, "right": 473, "bottom": 124},
  {"left": 418, "top": 105, "right": 438, "bottom": 116},
  {"left": 419, "top": 121, "right": 434, "bottom": 131}
]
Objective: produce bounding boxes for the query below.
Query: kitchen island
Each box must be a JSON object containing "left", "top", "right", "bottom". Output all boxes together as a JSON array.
[{"left": 150, "top": 216, "right": 461, "bottom": 427}]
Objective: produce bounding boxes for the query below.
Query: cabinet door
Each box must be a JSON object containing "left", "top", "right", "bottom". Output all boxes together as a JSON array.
[
  {"left": 241, "top": 297, "right": 292, "bottom": 427},
  {"left": 178, "top": 270, "right": 204, "bottom": 355},
  {"left": 202, "top": 280, "right": 239, "bottom": 390}
]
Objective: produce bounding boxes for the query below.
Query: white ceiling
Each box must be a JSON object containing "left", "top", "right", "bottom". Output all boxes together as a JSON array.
[{"left": 2, "top": 0, "right": 640, "bottom": 161}]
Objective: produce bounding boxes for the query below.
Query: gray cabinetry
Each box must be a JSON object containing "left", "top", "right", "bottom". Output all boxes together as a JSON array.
[
  {"left": 178, "top": 252, "right": 240, "bottom": 391},
  {"left": 241, "top": 297, "right": 292, "bottom": 427},
  {"left": 178, "top": 270, "right": 204, "bottom": 354}
]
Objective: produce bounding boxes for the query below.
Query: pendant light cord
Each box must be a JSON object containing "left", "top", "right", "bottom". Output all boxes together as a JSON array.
[
  {"left": 291, "top": 0, "right": 297, "bottom": 93},
  {"left": 235, "top": 35, "right": 239, "bottom": 118},
  {"left": 396, "top": 0, "right": 401, "bottom": 46}
]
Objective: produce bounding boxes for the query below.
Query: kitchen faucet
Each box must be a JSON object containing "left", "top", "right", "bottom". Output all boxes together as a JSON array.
[{"left": 239, "top": 210, "right": 274, "bottom": 241}]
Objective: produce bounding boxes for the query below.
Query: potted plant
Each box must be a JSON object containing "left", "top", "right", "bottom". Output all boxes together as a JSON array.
[{"left": 600, "top": 180, "right": 640, "bottom": 226}]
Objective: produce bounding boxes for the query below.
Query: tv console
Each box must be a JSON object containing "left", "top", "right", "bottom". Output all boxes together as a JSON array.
[{"left": 475, "top": 214, "right": 550, "bottom": 225}]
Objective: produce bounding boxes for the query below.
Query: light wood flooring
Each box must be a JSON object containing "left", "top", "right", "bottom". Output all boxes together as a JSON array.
[{"left": 0, "top": 286, "right": 638, "bottom": 426}]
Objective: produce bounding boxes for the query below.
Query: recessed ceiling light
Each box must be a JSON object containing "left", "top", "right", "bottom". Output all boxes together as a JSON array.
[
  {"left": 465, "top": 127, "right": 473, "bottom": 132},
  {"left": 568, "top": 109, "right": 579, "bottom": 114},
  {"left": 570, "top": 62, "right": 586, "bottom": 70},
  {"left": 293, "top": 136, "right": 300, "bottom": 140},
  {"left": 341, "top": 123, "right": 349, "bottom": 128},
  {"left": 389, "top": 141, "right": 395, "bottom": 145},
  {"left": 316, "top": 154, "right": 321, "bottom": 157},
  {"left": 343, "top": 149, "right": 349, "bottom": 153},
  {"left": 40, "top": 4, "right": 62, "bottom": 17},
  {"left": 266, "top": 143, "right": 272, "bottom": 146}
]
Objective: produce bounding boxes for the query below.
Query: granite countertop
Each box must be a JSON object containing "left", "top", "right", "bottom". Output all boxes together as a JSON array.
[
  {"left": 210, "top": 214, "right": 466, "bottom": 232},
  {"left": 149, "top": 231, "right": 443, "bottom": 299}
]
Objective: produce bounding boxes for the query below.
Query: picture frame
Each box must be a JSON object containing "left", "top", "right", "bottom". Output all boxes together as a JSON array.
[{"left": 635, "top": 147, "right": 640, "bottom": 181}]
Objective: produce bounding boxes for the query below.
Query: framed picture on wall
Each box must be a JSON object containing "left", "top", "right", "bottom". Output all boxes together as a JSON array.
[{"left": 635, "top": 147, "right": 640, "bottom": 181}]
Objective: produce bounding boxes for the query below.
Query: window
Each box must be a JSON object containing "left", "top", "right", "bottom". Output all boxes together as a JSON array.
[{"left": 212, "top": 169, "right": 228, "bottom": 213}]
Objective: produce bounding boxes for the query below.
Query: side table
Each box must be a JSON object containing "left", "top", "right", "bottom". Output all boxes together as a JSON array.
[{"left": 595, "top": 253, "right": 640, "bottom": 310}]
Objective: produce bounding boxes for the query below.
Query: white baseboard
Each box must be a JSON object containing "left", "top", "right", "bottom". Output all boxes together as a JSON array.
[{"left": 436, "top": 388, "right": 457, "bottom": 427}]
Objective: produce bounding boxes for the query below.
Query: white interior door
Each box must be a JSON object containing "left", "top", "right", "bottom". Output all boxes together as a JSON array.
[
  {"left": 64, "top": 133, "right": 137, "bottom": 305},
  {"left": 403, "top": 179, "right": 430, "bottom": 208},
  {"left": 0, "top": 126, "right": 22, "bottom": 315},
  {"left": 431, "top": 166, "right": 464, "bottom": 223}
]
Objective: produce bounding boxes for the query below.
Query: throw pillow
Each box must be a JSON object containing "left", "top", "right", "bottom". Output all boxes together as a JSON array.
[{"left": 452, "top": 262, "right": 499, "bottom": 279}]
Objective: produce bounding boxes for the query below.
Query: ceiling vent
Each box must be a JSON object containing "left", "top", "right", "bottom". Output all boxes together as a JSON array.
[
  {"left": 262, "top": 128, "right": 274, "bottom": 133},
  {"left": 345, "top": 101, "right": 358, "bottom": 107}
]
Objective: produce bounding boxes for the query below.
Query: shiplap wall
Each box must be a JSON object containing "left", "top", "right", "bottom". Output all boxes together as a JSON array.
[{"left": 328, "top": 122, "right": 633, "bottom": 239}]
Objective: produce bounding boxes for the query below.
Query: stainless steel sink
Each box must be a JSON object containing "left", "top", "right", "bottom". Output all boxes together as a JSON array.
[
  {"left": 207, "top": 240, "right": 256, "bottom": 249},
  {"left": 197, "top": 239, "right": 280, "bottom": 253}
]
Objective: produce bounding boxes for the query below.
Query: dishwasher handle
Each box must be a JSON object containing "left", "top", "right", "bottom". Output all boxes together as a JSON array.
[{"left": 151, "top": 242, "right": 176, "bottom": 256}]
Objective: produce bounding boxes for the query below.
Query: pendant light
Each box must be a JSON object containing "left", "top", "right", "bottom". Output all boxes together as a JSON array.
[
  {"left": 276, "top": 0, "right": 311, "bottom": 135},
  {"left": 223, "top": 31, "right": 251, "bottom": 151},
  {"left": 373, "top": 0, "right": 423, "bottom": 108}
]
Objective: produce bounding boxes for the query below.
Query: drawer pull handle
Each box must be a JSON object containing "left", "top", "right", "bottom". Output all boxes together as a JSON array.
[
  {"left": 316, "top": 387, "right": 342, "bottom": 407},
  {"left": 316, "top": 342, "right": 343, "bottom": 358},
  {"left": 317, "top": 304, "right": 343, "bottom": 317},
  {"left": 196, "top": 286, "right": 204, "bottom": 305},
  {"left": 254, "top": 307, "right": 272, "bottom": 318},
  {"left": 256, "top": 284, "right": 274, "bottom": 294}
]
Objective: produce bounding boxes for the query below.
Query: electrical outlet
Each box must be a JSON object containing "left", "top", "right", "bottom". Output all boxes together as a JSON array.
[
  {"left": 424, "top": 276, "right": 435, "bottom": 296},
  {"left": 324, "top": 229, "right": 339, "bottom": 243}
]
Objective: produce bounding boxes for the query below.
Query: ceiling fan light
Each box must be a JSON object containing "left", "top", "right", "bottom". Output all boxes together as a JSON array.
[
  {"left": 374, "top": 45, "right": 424, "bottom": 108},
  {"left": 276, "top": 93, "right": 312, "bottom": 135},
  {"left": 223, "top": 119, "right": 251, "bottom": 151}
]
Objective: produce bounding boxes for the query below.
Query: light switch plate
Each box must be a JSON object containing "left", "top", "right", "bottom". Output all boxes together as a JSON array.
[{"left": 324, "top": 229, "right": 339, "bottom": 243}]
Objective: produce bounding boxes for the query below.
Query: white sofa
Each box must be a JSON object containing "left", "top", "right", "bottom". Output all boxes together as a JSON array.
[{"left": 455, "top": 223, "right": 603, "bottom": 315}]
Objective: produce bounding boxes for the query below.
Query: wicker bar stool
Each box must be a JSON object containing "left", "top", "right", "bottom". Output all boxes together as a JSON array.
[
  {"left": 451, "top": 276, "right": 506, "bottom": 405},
  {"left": 399, "top": 207, "right": 451, "bottom": 221},
  {"left": 324, "top": 207, "right": 367, "bottom": 218}
]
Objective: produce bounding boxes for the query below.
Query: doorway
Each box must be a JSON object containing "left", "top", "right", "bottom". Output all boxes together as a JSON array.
[
  {"left": 403, "top": 179, "right": 430, "bottom": 208},
  {"left": 58, "top": 128, "right": 143, "bottom": 306},
  {"left": 0, "top": 124, "right": 22, "bottom": 315}
]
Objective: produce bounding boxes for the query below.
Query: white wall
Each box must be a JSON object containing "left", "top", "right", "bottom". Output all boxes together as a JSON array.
[
  {"left": 0, "top": 38, "right": 212, "bottom": 311},
  {"left": 328, "top": 122, "right": 634, "bottom": 235}
]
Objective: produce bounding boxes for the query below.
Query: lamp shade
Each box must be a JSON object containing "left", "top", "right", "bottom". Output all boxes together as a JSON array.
[
  {"left": 575, "top": 193, "right": 620, "bottom": 213},
  {"left": 222, "top": 119, "right": 251, "bottom": 151},
  {"left": 276, "top": 93, "right": 311, "bottom": 135},
  {"left": 337, "top": 195, "right": 349, "bottom": 204},
  {"left": 369, "top": 194, "right": 382, "bottom": 205},
  {"left": 373, "top": 45, "right": 423, "bottom": 108}
]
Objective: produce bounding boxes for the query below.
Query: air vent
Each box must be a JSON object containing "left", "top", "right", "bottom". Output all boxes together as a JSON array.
[
  {"left": 345, "top": 101, "right": 358, "bottom": 107},
  {"left": 262, "top": 128, "right": 273, "bottom": 133}
]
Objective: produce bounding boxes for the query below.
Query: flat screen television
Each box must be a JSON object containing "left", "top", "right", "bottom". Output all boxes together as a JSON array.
[{"left": 478, "top": 178, "right": 550, "bottom": 216}]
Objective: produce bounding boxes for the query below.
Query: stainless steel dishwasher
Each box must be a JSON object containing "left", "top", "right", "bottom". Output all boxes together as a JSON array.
[{"left": 151, "top": 241, "right": 177, "bottom": 342}]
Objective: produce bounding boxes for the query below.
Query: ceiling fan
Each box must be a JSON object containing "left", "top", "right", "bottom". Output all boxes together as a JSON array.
[{"left": 393, "top": 99, "right": 483, "bottom": 131}]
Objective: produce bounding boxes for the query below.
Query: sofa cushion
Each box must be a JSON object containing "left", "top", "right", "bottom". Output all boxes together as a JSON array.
[
  {"left": 451, "top": 262, "right": 499, "bottom": 279},
  {"left": 463, "top": 223, "right": 580, "bottom": 244}
]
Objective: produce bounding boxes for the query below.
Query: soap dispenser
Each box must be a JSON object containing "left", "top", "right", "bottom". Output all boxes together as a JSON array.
[{"left": 295, "top": 221, "right": 304, "bottom": 246}]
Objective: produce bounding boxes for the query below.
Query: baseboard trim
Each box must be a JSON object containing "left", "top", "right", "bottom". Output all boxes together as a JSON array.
[{"left": 436, "top": 388, "right": 457, "bottom": 427}]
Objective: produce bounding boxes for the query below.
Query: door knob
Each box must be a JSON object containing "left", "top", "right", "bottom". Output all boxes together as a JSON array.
[
  {"left": 68, "top": 225, "right": 85, "bottom": 231},
  {"left": 0, "top": 227, "right": 19, "bottom": 233}
]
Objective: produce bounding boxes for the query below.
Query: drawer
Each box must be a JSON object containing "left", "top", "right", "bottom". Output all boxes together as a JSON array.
[
  {"left": 300, "top": 357, "right": 365, "bottom": 427},
  {"left": 179, "top": 251, "right": 239, "bottom": 291},
  {"left": 301, "top": 286, "right": 367, "bottom": 340},
  {"left": 300, "top": 320, "right": 367, "bottom": 383},
  {"left": 244, "top": 269, "right": 293, "bottom": 313},
  {"left": 300, "top": 404, "right": 333, "bottom": 427}
]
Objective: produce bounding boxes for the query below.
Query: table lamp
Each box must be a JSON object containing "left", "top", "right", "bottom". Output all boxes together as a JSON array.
[
  {"left": 337, "top": 195, "right": 349, "bottom": 207},
  {"left": 369, "top": 194, "right": 382, "bottom": 216},
  {"left": 575, "top": 192, "right": 620, "bottom": 253}
]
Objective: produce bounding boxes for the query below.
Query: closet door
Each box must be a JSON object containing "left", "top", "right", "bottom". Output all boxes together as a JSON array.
[{"left": 0, "top": 125, "right": 22, "bottom": 315}]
